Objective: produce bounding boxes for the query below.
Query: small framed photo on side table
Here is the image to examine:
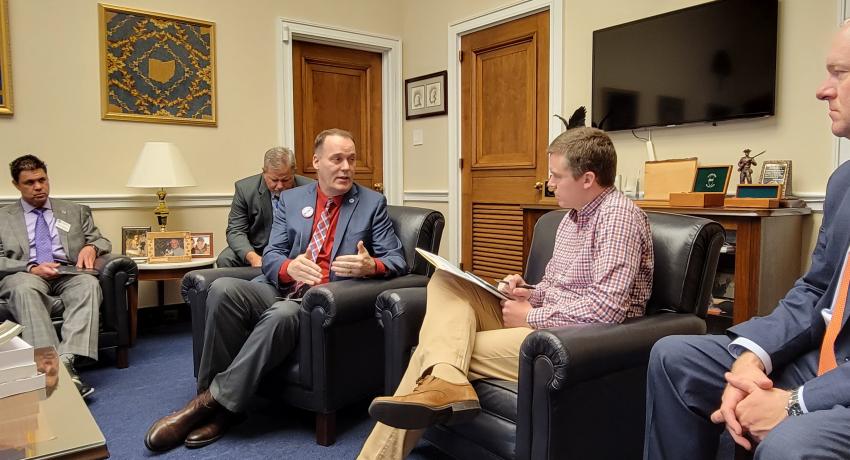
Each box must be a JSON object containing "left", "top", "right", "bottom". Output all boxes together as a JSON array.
[
  {"left": 190, "top": 232, "right": 214, "bottom": 258},
  {"left": 121, "top": 226, "right": 151, "bottom": 261},
  {"left": 147, "top": 231, "right": 193, "bottom": 263}
]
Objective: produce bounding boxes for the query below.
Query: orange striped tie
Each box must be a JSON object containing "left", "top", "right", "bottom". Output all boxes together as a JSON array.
[{"left": 818, "top": 255, "right": 850, "bottom": 375}]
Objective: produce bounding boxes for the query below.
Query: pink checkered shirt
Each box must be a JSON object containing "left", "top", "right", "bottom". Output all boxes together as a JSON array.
[{"left": 526, "top": 188, "right": 653, "bottom": 329}]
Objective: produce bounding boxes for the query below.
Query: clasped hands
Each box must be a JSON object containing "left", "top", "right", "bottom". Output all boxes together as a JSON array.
[
  {"left": 286, "top": 240, "right": 376, "bottom": 286},
  {"left": 29, "top": 245, "right": 97, "bottom": 279},
  {"left": 710, "top": 352, "right": 791, "bottom": 451},
  {"left": 497, "top": 274, "right": 533, "bottom": 328}
]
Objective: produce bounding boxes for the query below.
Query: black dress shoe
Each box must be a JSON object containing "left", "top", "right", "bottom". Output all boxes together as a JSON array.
[
  {"left": 184, "top": 410, "right": 244, "bottom": 448},
  {"left": 63, "top": 361, "right": 94, "bottom": 399},
  {"left": 144, "top": 390, "right": 221, "bottom": 452}
]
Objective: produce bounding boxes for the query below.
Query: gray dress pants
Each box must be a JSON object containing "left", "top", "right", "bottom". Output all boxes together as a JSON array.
[
  {"left": 215, "top": 246, "right": 247, "bottom": 268},
  {"left": 196, "top": 277, "right": 300, "bottom": 413},
  {"left": 644, "top": 334, "right": 850, "bottom": 460},
  {"left": 0, "top": 272, "right": 100, "bottom": 359}
]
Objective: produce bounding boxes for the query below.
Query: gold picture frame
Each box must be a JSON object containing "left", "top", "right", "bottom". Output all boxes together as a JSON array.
[
  {"left": 146, "top": 231, "right": 193, "bottom": 263},
  {"left": 0, "top": 0, "right": 13, "bottom": 116},
  {"left": 98, "top": 4, "right": 216, "bottom": 126},
  {"left": 758, "top": 159, "right": 792, "bottom": 198}
]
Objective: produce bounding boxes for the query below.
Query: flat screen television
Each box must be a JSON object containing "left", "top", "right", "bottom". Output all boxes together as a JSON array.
[{"left": 591, "top": 0, "right": 778, "bottom": 131}]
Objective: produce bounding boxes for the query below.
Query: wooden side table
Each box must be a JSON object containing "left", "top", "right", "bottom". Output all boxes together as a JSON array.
[{"left": 127, "top": 259, "right": 215, "bottom": 345}]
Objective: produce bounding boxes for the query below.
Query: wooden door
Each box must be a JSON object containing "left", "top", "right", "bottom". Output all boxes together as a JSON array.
[
  {"left": 461, "top": 11, "right": 551, "bottom": 279},
  {"left": 292, "top": 41, "right": 384, "bottom": 193}
]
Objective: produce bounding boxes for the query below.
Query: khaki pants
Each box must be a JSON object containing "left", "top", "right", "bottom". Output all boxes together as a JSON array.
[{"left": 358, "top": 270, "right": 533, "bottom": 459}]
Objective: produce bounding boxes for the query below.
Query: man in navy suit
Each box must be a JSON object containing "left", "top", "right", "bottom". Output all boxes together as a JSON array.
[
  {"left": 145, "top": 129, "right": 407, "bottom": 451},
  {"left": 644, "top": 23, "right": 850, "bottom": 459}
]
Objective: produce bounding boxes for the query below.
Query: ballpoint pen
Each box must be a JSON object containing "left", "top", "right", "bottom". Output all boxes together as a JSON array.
[{"left": 497, "top": 280, "right": 536, "bottom": 289}]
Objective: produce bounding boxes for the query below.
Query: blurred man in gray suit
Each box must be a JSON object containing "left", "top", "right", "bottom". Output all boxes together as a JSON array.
[
  {"left": 0, "top": 155, "right": 111, "bottom": 398},
  {"left": 216, "top": 147, "right": 313, "bottom": 268}
]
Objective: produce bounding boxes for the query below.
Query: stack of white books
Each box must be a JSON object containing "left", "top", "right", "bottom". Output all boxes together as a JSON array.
[{"left": 0, "top": 322, "right": 45, "bottom": 399}]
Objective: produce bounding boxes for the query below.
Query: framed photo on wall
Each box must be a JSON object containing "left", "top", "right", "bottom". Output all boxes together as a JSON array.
[
  {"left": 146, "top": 231, "right": 193, "bottom": 263},
  {"left": 121, "top": 226, "right": 150, "bottom": 261},
  {"left": 405, "top": 70, "right": 447, "bottom": 119},
  {"left": 98, "top": 4, "right": 216, "bottom": 126},
  {"left": 190, "top": 232, "right": 214, "bottom": 258},
  {"left": 0, "top": 0, "right": 13, "bottom": 116}
]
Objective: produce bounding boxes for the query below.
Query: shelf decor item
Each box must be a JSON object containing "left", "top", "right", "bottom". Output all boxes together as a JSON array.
[
  {"left": 640, "top": 157, "right": 698, "bottom": 203},
  {"left": 99, "top": 4, "right": 216, "bottom": 126},
  {"left": 669, "top": 165, "right": 732, "bottom": 207},
  {"left": 725, "top": 184, "right": 781, "bottom": 208},
  {"left": 759, "top": 159, "right": 792, "bottom": 198}
]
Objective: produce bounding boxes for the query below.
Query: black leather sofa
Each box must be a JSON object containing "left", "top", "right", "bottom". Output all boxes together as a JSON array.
[
  {"left": 0, "top": 254, "right": 138, "bottom": 369},
  {"left": 181, "top": 205, "right": 444, "bottom": 445},
  {"left": 376, "top": 210, "right": 725, "bottom": 459}
]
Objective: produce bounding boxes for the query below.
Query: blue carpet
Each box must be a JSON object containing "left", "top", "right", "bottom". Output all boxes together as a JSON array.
[{"left": 83, "top": 314, "right": 451, "bottom": 459}]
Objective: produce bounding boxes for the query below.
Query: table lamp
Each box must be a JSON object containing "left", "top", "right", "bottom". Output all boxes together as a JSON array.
[{"left": 126, "top": 142, "right": 197, "bottom": 231}]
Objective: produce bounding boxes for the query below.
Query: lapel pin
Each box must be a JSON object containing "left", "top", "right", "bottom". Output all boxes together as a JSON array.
[
  {"left": 348, "top": 198, "right": 355, "bottom": 204},
  {"left": 301, "top": 206, "right": 314, "bottom": 218}
]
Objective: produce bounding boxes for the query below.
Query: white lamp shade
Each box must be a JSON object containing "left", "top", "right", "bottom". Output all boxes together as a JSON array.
[{"left": 126, "top": 142, "right": 197, "bottom": 188}]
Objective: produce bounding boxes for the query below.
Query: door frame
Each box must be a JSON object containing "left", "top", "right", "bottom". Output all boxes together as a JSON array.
[
  {"left": 447, "top": 0, "right": 564, "bottom": 263},
  {"left": 277, "top": 19, "right": 403, "bottom": 205}
]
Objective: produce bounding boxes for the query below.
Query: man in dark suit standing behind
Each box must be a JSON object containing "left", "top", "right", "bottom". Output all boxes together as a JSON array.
[
  {"left": 0, "top": 155, "right": 111, "bottom": 398},
  {"left": 145, "top": 129, "right": 407, "bottom": 451},
  {"left": 216, "top": 146, "right": 313, "bottom": 268},
  {"left": 645, "top": 23, "right": 850, "bottom": 459}
]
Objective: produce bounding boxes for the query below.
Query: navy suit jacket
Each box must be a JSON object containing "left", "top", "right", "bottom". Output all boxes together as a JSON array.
[
  {"left": 729, "top": 161, "right": 850, "bottom": 411},
  {"left": 261, "top": 182, "right": 407, "bottom": 291}
]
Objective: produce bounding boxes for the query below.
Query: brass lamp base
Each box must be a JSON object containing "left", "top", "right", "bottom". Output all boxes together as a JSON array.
[{"left": 153, "top": 188, "right": 170, "bottom": 232}]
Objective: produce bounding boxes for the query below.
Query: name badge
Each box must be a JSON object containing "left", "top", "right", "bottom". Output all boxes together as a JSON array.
[{"left": 56, "top": 219, "right": 71, "bottom": 232}]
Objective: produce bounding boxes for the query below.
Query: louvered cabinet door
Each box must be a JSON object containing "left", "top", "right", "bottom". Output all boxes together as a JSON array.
[
  {"left": 471, "top": 204, "right": 524, "bottom": 281},
  {"left": 460, "top": 11, "right": 551, "bottom": 278}
]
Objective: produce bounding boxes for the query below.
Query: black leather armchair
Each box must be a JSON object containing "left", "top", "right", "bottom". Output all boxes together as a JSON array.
[
  {"left": 376, "top": 210, "right": 724, "bottom": 459},
  {"left": 0, "top": 254, "right": 138, "bottom": 369},
  {"left": 181, "top": 205, "right": 444, "bottom": 445}
]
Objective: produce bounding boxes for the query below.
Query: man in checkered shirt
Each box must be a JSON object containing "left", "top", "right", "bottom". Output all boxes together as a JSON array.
[{"left": 359, "top": 126, "right": 654, "bottom": 459}]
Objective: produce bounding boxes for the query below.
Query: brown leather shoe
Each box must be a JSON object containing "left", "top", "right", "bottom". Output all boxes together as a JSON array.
[
  {"left": 184, "top": 410, "right": 243, "bottom": 448},
  {"left": 144, "top": 390, "right": 222, "bottom": 452},
  {"left": 368, "top": 375, "right": 480, "bottom": 429}
]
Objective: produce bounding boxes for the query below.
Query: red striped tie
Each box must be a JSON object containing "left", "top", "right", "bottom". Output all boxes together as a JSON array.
[
  {"left": 290, "top": 199, "right": 335, "bottom": 298},
  {"left": 818, "top": 254, "right": 850, "bottom": 375}
]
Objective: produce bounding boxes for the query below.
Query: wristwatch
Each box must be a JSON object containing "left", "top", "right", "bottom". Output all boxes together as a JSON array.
[{"left": 785, "top": 387, "right": 803, "bottom": 417}]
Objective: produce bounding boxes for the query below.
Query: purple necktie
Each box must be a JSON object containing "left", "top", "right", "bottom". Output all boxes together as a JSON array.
[{"left": 33, "top": 208, "right": 54, "bottom": 264}]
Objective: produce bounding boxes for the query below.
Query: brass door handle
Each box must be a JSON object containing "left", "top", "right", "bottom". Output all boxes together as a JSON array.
[
  {"left": 374, "top": 182, "right": 384, "bottom": 193},
  {"left": 534, "top": 182, "right": 544, "bottom": 191}
]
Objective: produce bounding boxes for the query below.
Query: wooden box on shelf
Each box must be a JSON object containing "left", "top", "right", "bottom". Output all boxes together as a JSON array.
[
  {"left": 725, "top": 184, "right": 781, "bottom": 209},
  {"left": 668, "top": 165, "right": 732, "bottom": 208}
]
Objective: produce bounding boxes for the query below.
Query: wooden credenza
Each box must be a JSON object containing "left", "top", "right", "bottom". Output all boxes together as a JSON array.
[{"left": 522, "top": 204, "right": 812, "bottom": 326}]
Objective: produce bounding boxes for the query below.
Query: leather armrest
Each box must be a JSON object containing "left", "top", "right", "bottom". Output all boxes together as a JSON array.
[
  {"left": 302, "top": 274, "right": 429, "bottom": 328},
  {"left": 180, "top": 267, "right": 261, "bottom": 303},
  {"left": 93, "top": 254, "right": 137, "bottom": 346},
  {"left": 520, "top": 313, "right": 706, "bottom": 390},
  {"left": 375, "top": 287, "right": 427, "bottom": 394},
  {"left": 94, "top": 253, "right": 138, "bottom": 284}
]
